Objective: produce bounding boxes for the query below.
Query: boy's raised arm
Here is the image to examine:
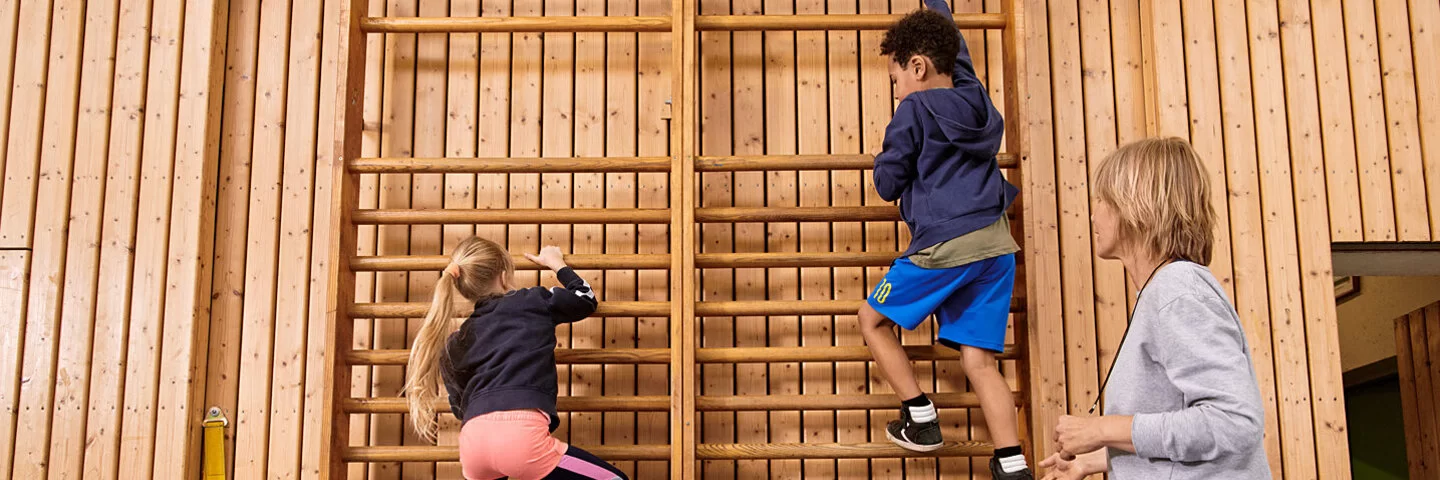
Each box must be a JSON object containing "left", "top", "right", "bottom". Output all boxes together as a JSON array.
[{"left": 922, "top": 0, "right": 979, "bottom": 83}]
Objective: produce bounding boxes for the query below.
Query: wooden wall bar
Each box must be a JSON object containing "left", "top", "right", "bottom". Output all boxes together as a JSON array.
[
  {"left": 1396, "top": 301, "right": 1440, "bottom": 479},
  {"left": 3, "top": 0, "right": 1438, "bottom": 479}
]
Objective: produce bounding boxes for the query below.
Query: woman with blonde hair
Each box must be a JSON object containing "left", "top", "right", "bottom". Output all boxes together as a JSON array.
[
  {"left": 1040, "top": 137, "right": 1269, "bottom": 479},
  {"left": 404, "top": 237, "right": 626, "bottom": 480}
]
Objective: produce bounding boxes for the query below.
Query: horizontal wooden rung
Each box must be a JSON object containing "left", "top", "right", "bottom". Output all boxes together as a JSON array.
[
  {"left": 696, "top": 206, "right": 898, "bottom": 223},
  {"left": 360, "top": 16, "right": 673, "bottom": 33},
  {"left": 350, "top": 253, "right": 670, "bottom": 271},
  {"left": 351, "top": 298, "right": 1021, "bottom": 318},
  {"left": 696, "top": 441, "right": 993, "bottom": 459},
  {"left": 345, "top": 445, "right": 670, "bottom": 462},
  {"left": 351, "top": 301, "right": 670, "bottom": 318},
  {"left": 695, "top": 13, "right": 1006, "bottom": 31},
  {"left": 349, "top": 156, "right": 672, "bottom": 173},
  {"left": 695, "top": 153, "right": 1017, "bottom": 171},
  {"left": 351, "top": 208, "right": 671, "bottom": 225},
  {"left": 344, "top": 396, "right": 670, "bottom": 414},
  {"left": 346, "top": 343, "right": 1018, "bottom": 366}
]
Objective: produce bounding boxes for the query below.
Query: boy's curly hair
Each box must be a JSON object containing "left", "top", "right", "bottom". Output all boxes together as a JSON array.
[{"left": 880, "top": 9, "right": 959, "bottom": 77}]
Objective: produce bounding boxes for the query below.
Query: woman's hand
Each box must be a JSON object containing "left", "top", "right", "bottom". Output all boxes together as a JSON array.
[
  {"left": 524, "top": 246, "right": 568, "bottom": 271},
  {"left": 1055, "top": 415, "right": 1134, "bottom": 458},
  {"left": 1039, "top": 449, "right": 1106, "bottom": 480}
]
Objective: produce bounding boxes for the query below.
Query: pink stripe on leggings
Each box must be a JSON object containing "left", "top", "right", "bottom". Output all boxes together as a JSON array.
[{"left": 555, "top": 454, "right": 620, "bottom": 480}]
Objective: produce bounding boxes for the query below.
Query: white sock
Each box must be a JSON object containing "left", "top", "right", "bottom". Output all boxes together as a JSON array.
[
  {"left": 907, "top": 403, "right": 937, "bottom": 423},
  {"left": 999, "top": 454, "right": 1028, "bottom": 473}
]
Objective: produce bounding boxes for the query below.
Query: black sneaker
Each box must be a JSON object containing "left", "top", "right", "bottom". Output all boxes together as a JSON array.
[
  {"left": 989, "top": 456, "right": 1033, "bottom": 480},
  {"left": 884, "top": 407, "right": 943, "bottom": 452}
]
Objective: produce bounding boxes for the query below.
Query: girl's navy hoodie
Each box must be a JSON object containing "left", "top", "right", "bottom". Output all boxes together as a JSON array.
[
  {"left": 873, "top": 0, "right": 1019, "bottom": 258},
  {"left": 441, "top": 267, "right": 597, "bottom": 432}
]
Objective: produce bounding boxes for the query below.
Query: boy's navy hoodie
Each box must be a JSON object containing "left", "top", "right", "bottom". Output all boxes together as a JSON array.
[
  {"left": 441, "top": 267, "right": 597, "bottom": 432},
  {"left": 875, "top": 0, "right": 1017, "bottom": 258}
]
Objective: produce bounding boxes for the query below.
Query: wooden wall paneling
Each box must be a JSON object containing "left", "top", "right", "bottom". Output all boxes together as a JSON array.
[
  {"left": 1048, "top": 0, "right": 1099, "bottom": 428},
  {"left": 568, "top": 0, "right": 604, "bottom": 463},
  {"left": 372, "top": 0, "right": 416, "bottom": 476},
  {"left": 509, "top": 0, "right": 541, "bottom": 287},
  {"left": 1429, "top": 304, "right": 1440, "bottom": 466},
  {"left": 234, "top": 0, "right": 292, "bottom": 476},
  {"left": 153, "top": 1, "right": 227, "bottom": 475},
  {"left": 1374, "top": 0, "right": 1430, "bottom": 241},
  {"left": 539, "top": 0, "right": 572, "bottom": 459},
  {"left": 11, "top": 0, "right": 81, "bottom": 476},
  {"left": 729, "top": 0, "right": 768, "bottom": 473},
  {"left": 116, "top": 0, "right": 184, "bottom": 476},
  {"left": 1141, "top": 0, "right": 1186, "bottom": 138},
  {"left": 474, "top": 0, "right": 507, "bottom": 250},
  {"left": 826, "top": 0, "right": 867, "bottom": 476},
  {"left": 1211, "top": 0, "right": 1283, "bottom": 473},
  {"left": 0, "top": 0, "right": 53, "bottom": 473},
  {"left": 1248, "top": 1, "right": 1318, "bottom": 476},
  {"left": 266, "top": 0, "right": 324, "bottom": 475},
  {"left": 795, "top": 0, "right": 834, "bottom": 474},
  {"left": 761, "top": 0, "right": 800, "bottom": 473},
  {"left": 48, "top": 1, "right": 120, "bottom": 477},
  {"left": 698, "top": 0, "right": 735, "bottom": 475},
  {"left": 1177, "top": 0, "right": 1232, "bottom": 301},
  {"left": 0, "top": 0, "right": 22, "bottom": 454},
  {"left": 82, "top": 2, "right": 153, "bottom": 477},
  {"left": 1020, "top": 0, "right": 1064, "bottom": 462},
  {"left": 636, "top": 0, "right": 670, "bottom": 472},
  {"left": 303, "top": 1, "right": 344, "bottom": 478},
  {"left": 0, "top": 0, "right": 22, "bottom": 207},
  {"left": 1079, "top": 0, "right": 1125, "bottom": 397},
  {"left": 1277, "top": 0, "right": 1351, "bottom": 476},
  {"left": 1396, "top": 314, "right": 1427, "bottom": 479},
  {"left": 207, "top": 1, "right": 262, "bottom": 478},
  {"left": 1411, "top": 0, "right": 1440, "bottom": 238},
  {"left": 1308, "top": 0, "right": 1362, "bottom": 242},
  {"left": 403, "top": 1, "right": 448, "bottom": 478},
  {"left": 1341, "top": 0, "right": 1397, "bottom": 241},
  {"left": 1408, "top": 311, "right": 1440, "bottom": 476},
  {"left": 603, "top": 0, "right": 638, "bottom": 469}
]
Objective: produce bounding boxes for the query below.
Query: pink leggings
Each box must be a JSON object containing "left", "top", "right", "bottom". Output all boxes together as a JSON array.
[{"left": 458, "top": 410, "right": 627, "bottom": 480}]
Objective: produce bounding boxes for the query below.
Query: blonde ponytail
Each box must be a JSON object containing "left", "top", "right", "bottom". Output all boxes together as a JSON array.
[{"left": 403, "top": 237, "right": 515, "bottom": 443}]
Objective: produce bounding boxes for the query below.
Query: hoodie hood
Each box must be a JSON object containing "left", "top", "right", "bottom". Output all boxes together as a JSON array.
[{"left": 909, "top": 85, "right": 1004, "bottom": 159}]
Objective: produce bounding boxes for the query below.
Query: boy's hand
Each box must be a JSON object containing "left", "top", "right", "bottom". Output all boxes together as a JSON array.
[{"left": 524, "top": 246, "right": 568, "bottom": 271}]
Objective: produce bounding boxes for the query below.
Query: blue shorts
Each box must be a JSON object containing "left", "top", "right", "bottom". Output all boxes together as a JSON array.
[{"left": 866, "top": 254, "right": 1015, "bottom": 352}]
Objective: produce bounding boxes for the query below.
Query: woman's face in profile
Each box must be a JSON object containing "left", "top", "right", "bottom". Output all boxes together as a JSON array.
[{"left": 1092, "top": 199, "right": 1121, "bottom": 260}]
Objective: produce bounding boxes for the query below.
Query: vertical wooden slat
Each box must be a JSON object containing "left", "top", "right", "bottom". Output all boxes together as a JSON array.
[
  {"left": 0, "top": 0, "right": 22, "bottom": 210},
  {"left": 539, "top": 0, "right": 573, "bottom": 459},
  {"left": 1409, "top": 312, "right": 1440, "bottom": 477},
  {"left": 670, "top": 0, "right": 698, "bottom": 473},
  {"left": 11, "top": 0, "right": 81, "bottom": 477},
  {"left": 47, "top": 1, "right": 120, "bottom": 477},
  {"left": 603, "top": 0, "right": 638, "bottom": 471},
  {"left": 1177, "top": 0, "right": 1233, "bottom": 301},
  {"left": 698, "top": 0, "right": 734, "bottom": 475},
  {"left": 0, "top": 0, "right": 22, "bottom": 456},
  {"left": 1342, "top": 0, "right": 1397, "bottom": 241},
  {"left": 1374, "top": 0, "right": 1430, "bottom": 241},
  {"left": 1310, "top": 0, "right": 1362, "bottom": 242},
  {"left": 1276, "top": 0, "right": 1351, "bottom": 477},
  {"left": 1048, "top": 0, "right": 1098, "bottom": 429},
  {"left": 152, "top": 1, "right": 227, "bottom": 476},
  {"left": 1396, "top": 315, "right": 1426, "bottom": 479},
  {"left": 826, "top": 0, "right": 866, "bottom": 476},
  {"left": 233, "top": 1, "right": 292, "bottom": 477},
  {"left": 793, "top": 0, "right": 833, "bottom": 473},
  {"left": 1428, "top": 304, "right": 1440, "bottom": 460},
  {"left": 115, "top": 0, "right": 184, "bottom": 476},
  {"left": 1099, "top": 0, "right": 1143, "bottom": 391},
  {"left": 1212, "top": 0, "right": 1283, "bottom": 474},
  {"left": 206, "top": 0, "right": 262, "bottom": 477},
  {"left": 302, "top": 1, "right": 344, "bottom": 478},
  {"left": 0, "top": 0, "right": 54, "bottom": 473},
  {"left": 730, "top": 0, "right": 768, "bottom": 474},
  {"left": 1248, "top": 1, "right": 1318, "bottom": 477},
  {"left": 761, "top": 0, "right": 800, "bottom": 476},
  {"left": 319, "top": 0, "right": 369, "bottom": 476},
  {"left": 568, "top": 0, "right": 604, "bottom": 462},
  {"left": 82, "top": 2, "right": 153, "bottom": 478},
  {"left": 1080, "top": 0, "right": 1126, "bottom": 392},
  {"left": 638, "top": 0, "right": 671, "bottom": 474},
  {"left": 1020, "top": 0, "right": 1064, "bottom": 463},
  {"left": 999, "top": 0, "right": 1028, "bottom": 471},
  {"left": 370, "top": 1, "right": 414, "bottom": 477},
  {"left": 266, "top": 0, "right": 323, "bottom": 476},
  {"left": 1411, "top": 0, "right": 1440, "bottom": 238}
]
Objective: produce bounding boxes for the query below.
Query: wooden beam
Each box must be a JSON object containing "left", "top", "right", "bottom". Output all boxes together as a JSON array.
[
  {"left": 350, "top": 300, "right": 671, "bottom": 318},
  {"left": 341, "top": 391, "right": 1014, "bottom": 414},
  {"left": 343, "top": 396, "right": 672, "bottom": 413},
  {"left": 350, "top": 207, "right": 672, "bottom": 225},
  {"left": 345, "top": 445, "right": 671, "bottom": 462},
  {"left": 694, "top": 442, "right": 993, "bottom": 459},
  {"left": 346, "top": 344, "right": 1018, "bottom": 366},
  {"left": 361, "top": 15, "right": 673, "bottom": 33},
  {"left": 349, "top": 156, "right": 672, "bottom": 173},
  {"left": 347, "top": 251, "right": 914, "bottom": 271},
  {"left": 696, "top": 206, "right": 898, "bottom": 223},
  {"left": 694, "top": 13, "right": 1006, "bottom": 31},
  {"left": 695, "top": 153, "right": 1018, "bottom": 171}
]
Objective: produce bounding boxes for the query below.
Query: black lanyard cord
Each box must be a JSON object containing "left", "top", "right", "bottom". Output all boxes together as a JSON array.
[{"left": 1088, "top": 259, "right": 1176, "bottom": 415}]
